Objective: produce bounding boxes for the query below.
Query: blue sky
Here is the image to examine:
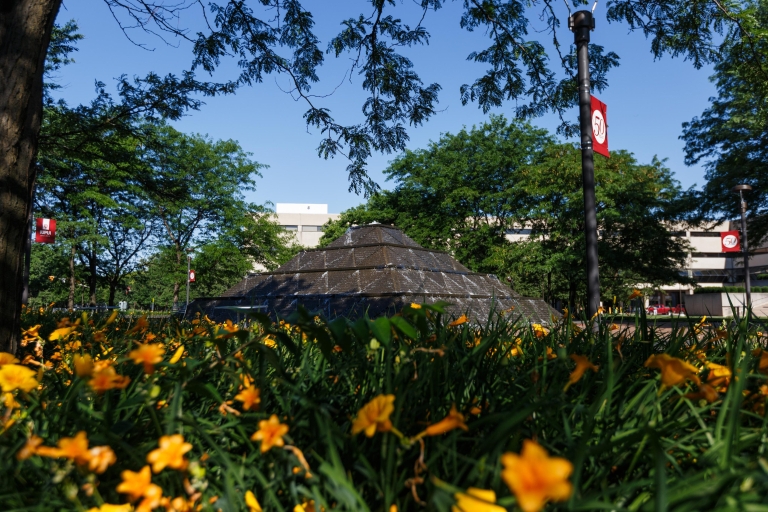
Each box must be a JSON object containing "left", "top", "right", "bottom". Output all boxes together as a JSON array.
[{"left": 54, "top": 1, "right": 717, "bottom": 213}]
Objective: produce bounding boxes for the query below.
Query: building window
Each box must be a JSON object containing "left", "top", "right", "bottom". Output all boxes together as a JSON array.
[
  {"left": 668, "top": 231, "right": 686, "bottom": 237},
  {"left": 690, "top": 231, "right": 721, "bottom": 237},
  {"left": 505, "top": 229, "right": 532, "bottom": 235},
  {"left": 302, "top": 225, "right": 324, "bottom": 232},
  {"left": 281, "top": 225, "right": 298, "bottom": 231}
]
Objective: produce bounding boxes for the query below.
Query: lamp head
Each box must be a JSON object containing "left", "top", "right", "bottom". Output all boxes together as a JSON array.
[{"left": 732, "top": 184, "right": 752, "bottom": 194}]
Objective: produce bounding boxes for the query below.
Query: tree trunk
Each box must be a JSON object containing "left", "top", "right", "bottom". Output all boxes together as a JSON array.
[
  {"left": 68, "top": 244, "right": 75, "bottom": 310},
  {"left": 568, "top": 279, "right": 577, "bottom": 317},
  {"left": 108, "top": 282, "right": 116, "bottom": 307},
  {"left": 88, "top": 249, "right": 97, "bottom": 306},
  {"left": 0, "top": 0, "right": 62, "bottom": 353},
  {"left": 172, "top": 247, "right": 182, "bottom": 309}
]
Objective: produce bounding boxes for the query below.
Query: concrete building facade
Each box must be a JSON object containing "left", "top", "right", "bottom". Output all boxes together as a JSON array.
[{"left": 274, "top": 203, "right": 340, "bottom": 247}]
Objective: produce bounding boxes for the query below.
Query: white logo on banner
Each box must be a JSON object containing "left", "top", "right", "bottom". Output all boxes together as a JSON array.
[
  {"left": 42, "top": 219, "right": 50, "bottom": 230},
  {"left": 591, "top": 109, "right": 606, "bottom": 144},
  {"left": 723, "top": 234, "right": 739, "bottom": 249}
]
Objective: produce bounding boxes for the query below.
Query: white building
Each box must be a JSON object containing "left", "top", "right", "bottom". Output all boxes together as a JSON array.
[{"left": 274, "top": 203, "right": 340, "bottom": 247}]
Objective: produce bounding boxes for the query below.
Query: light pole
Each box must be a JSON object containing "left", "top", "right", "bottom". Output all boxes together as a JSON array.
[
  {"left": 186, "top": 253, "right": 191, "bottom": 311},
  {"left": 732, "top": 184, "right": 752, "bottom": 313},
  {"left": 569, "top": 9, "right": 601, "bottom": 318}
]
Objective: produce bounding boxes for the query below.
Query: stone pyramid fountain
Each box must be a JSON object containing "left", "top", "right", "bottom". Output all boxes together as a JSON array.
[{"left": 186, "top": 225, "right": 559, "bottom": 324}]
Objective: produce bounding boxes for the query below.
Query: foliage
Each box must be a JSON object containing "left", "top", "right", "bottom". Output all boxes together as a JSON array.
[
  {"left": 3, "top": 302, "right": 768, "bottom": 511},
  {"left": 682, "top": 1, "right": 768, "bottom": 244},
  {"left": 321, "top": 117, "right": 692, "bottom": 309}
]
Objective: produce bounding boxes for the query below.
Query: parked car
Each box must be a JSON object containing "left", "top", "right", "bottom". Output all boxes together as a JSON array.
[
  {"left": 671, "top": 304, "right": 687, "bottom": 315},
  {"left": 647, "top": 304, "right": 671, "bottom": 315}
]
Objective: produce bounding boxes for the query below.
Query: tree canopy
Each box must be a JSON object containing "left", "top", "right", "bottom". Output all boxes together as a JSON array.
[
  {"left": 682, "top": 1, "right": 768, "bottom": 244},
  {"left": 321, "top": 116, "right": 693, "bottom": 310}
]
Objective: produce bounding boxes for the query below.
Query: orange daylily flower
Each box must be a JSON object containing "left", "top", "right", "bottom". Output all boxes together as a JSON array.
[
  {"left": 251, "top": 414, "right": 289, "bottom": 452},
  {"left": 705, "top": 362, "right": 731, "bottom": 390},
  {"left": 234, "top": 386, "right": 261, "bottom": 411},
  {"left": 563, "top": 355, "right": 599, "bottom": 391},
  {"left": 127, "top": 315, "right": 149, "bottom": 334},
  {"left": 89, "top": 365, "right": 131, "bottom": 394},
  {"left": 683, "top": 383, "right": 719, "bottom": 403},
  {"left": 88, "top": 445, "right": 117, "bottom": 473},
  {"left": 452, "top": 488, "right": 506, "bottom": 512},
  {"left": 217, "top": 320, "right": 240, "bottom": 339},
  {"left": 293, "top": 500, "right": 321, "bottom": 512},
  {"left": 628, "top": 289, "right": 643, "bottom": 300},
  {"left": 128, "top": 343, "right": 165, "bottom": 374},
  {"left": 87, "top": 505, "right": 133, "bottom": 512},
  {"left": 74, "top": 354, "right": 94, "bottom": 377},
  {"left": 644, "top": 353, "right": 700, "bottom": 388},
  {"left": 146, "top": 434, "right": 193, "bottom": 472},
  {"left": 753, "top": 348, "right": 768, "bottom": 375},
  {"left": 117, "top": 465, "right": 160, "bottom": 502},
  {"left": 0, "top": 352, "right": 19, "bottom": 365},
  {"left": 16, "top": 435, "right": 43, "bottom": 460},
  {"left": 245, "top": 490, "right": 263, "bottom": 512},
  {"left": 409, "top": 303, "right": 422, "bottom": 309},
  {"left": 538, "top": 347, "right": 557, "bottom": 361},
  {"left": 531, "top": 324, "right": 548, "bottom": 338},
  {"left": 37, "top": 431, "right": 91, "bottom": 465},
  {"left": 501, "top": 440, "right": 573, "bottom": 512},
  {"left": 449, "top": 315, "right": 468, "bottom": 327},
  {"left": 49, "top": 326, "right": 76, "bottom": 341},
  {"left": 351, "top": 394, "right": 396, "bottom": 437},
  {"left": 424, "top": 404, "right": 469, "bottom": 436},
  {"left": 0, "top": 364, "right": 39, "bottom": 392},
  {"left": 136, "top": 483, "right": 163, "bottom": 512},
  {"left": 22, "top": 324, "right": 41, "bottom": 338}
]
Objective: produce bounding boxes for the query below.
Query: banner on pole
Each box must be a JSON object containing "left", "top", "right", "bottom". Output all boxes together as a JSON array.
[
  {"left": 35, "top": 218, "right": 56, "bottom": 244},
  {"left": 591, "top": 96, "right": 609, "bottom": 158},
  {"left": 721, "top": 230, "right": 741, "bottom": 252},
  {"left": 189, "top": 270, "right": 196, "bottom": 283}
]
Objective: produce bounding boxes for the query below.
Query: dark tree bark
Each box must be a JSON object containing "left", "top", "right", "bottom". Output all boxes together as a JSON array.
[
  {"left": 0, "top": 0, "right": 61, "bottom": 353},
  {"left": 67, "top": 244, "right": 75, "bottom": 310}
]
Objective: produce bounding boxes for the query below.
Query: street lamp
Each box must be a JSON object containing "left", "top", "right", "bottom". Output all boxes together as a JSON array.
[
  {"left": 732, "top": 184, "right": 752, "bottom": 313},
  {"left": 186, "top": 249, "right": 192, "bottom": 312}
]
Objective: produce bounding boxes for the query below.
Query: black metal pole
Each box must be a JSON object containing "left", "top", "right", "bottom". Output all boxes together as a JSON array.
[
  {"left": 740, "top": 190, "right": 751, "bottom": 310},
  {"left": 570, "top": 10, "right": 601, "bottom": 318}
]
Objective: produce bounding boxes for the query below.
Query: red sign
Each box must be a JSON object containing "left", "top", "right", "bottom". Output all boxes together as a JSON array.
[
  {"left": 189, "top": 270, "right": 196, "bottom": 283},
  {"left": 721, "top": 231, "right": 741, "bottom": 252},
  {"left": 35, "top": 218, "right": 56, "bottom": 244},
  {"left": 591, "top": 96, "right": 609, "bottom": 158}
]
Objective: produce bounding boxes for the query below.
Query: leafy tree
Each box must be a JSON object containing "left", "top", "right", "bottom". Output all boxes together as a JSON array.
[
  {"left": 141, "top": 124, "right": 264, "bottom": 308},
  {"left": 491, "top": 145, "right": 693, "bottom": 310},
  {"left": 682, "top": 1, "right": 768, "bottom": 243},
  {"left": 321, "top": 116, "right": 553, "bottom": 270},
  {"left": 323, "top": 117, "right": 692, "bottom": 310},
  {"left": 1, "top": 0, "right": 760, "bottom": 350}
]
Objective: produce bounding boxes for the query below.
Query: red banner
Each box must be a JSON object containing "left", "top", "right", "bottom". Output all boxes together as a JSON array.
[
  {"left": 721, "top": 230, "right": 741, "bottom": 252},
  {"left": 189, "top": 270, "right": 196, "bottom": 283},
  {"left": 35, "top": 218, "right": 56, "bottom": 244},
  {"left": 591, "top": 96, "right": 609, "bottom": 158}
]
